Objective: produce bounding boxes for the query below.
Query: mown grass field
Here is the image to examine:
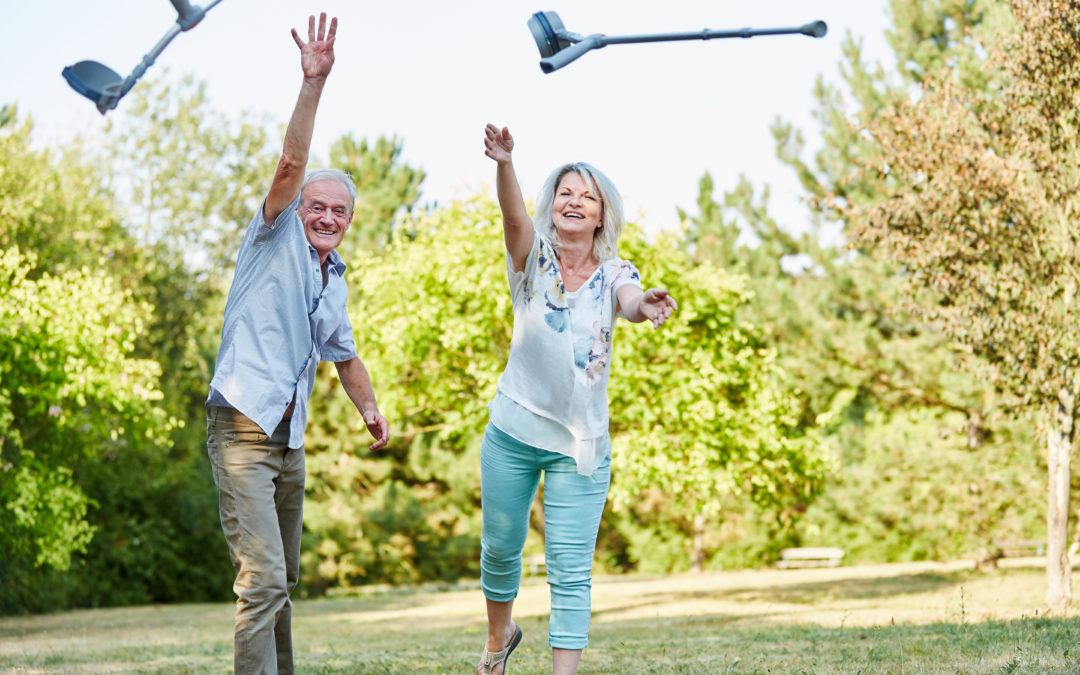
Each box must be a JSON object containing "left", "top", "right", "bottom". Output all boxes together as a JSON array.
[{"left": 2, "top": 560, "right": 1079, "bottom": 673}]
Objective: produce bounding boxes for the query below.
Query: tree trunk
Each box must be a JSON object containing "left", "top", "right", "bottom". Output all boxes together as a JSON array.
[
  {"left": 1046, "top": 385, "right": 1075, "bottom": 610},
  {"left": 691, "top": 513, "right": 705, "bottom": 573}
]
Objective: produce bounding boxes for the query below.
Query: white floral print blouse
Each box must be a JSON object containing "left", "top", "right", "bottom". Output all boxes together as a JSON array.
[{"left": 489, "top": 231, "right": 642, "bottom": 475}]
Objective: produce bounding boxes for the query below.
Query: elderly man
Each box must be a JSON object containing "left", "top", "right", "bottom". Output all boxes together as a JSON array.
[{"left": 206, "top": 13, "right": 389, "bottom": 674}]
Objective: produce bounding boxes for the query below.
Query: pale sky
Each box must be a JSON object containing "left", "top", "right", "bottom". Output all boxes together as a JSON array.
[{"left": 2, "top": 1, "right": 893, "bottom": 233}]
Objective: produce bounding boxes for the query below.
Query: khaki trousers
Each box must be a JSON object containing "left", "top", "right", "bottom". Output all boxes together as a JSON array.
[{"left": 207, "top": 406, "right": 304, "bottom": 675}]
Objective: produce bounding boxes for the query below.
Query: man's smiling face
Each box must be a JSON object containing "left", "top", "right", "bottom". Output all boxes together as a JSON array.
[{"left": 299, "top": 179, "right": 352, "bottom": 261}]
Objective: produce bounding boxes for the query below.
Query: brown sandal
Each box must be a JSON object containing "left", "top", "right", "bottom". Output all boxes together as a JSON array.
[{"left": 477, "top": 624, "right": 523, "bottom": 675}]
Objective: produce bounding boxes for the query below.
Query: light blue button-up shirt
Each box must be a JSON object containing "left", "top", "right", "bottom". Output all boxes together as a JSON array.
[{"left": 208, "top": 196, "right": 357, "bottom": 448}]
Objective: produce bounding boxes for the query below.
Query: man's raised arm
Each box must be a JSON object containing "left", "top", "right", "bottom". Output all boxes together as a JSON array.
[{"left": 264, "top": 13, "right": 338, "bottom": 224}]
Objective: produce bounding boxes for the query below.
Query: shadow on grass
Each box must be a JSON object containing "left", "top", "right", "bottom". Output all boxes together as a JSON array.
[
  {"left": 585, "top": 613, "right": 1080, "bottom": 674},
  {"left": 725, "top": 570, "right": 967, "bottom": 603},
  {"left": 592, "top": 570, "right": 970, "bottom": 621}
]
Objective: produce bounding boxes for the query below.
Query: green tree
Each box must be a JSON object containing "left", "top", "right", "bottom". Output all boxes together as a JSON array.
[
  {"left": 302, "top": 197, "right": 507, "bottom": 590},
  {"left": 0, "top": 109, "right": 137, "bottom": 277},
  {"left": 608, "top": 226, "right": 832, "bottom": 571},
  {"left": 0, "top": 77, "right": 274, "bottom": 610},
  {"left": 96, "top": 76, "right": 282, "bottom": 608},
  {"left": 673, "top": 0, "right": 1045, "bottom": 570},
  {"left": 103, "top": 73, "right": 277, "bottom": 451},
  {"left": 799, "top": 406, "right": 1043, "bottom": 564},
  {"left": 842, "top": 0, "right": 1080, "bottom": 606},
  {"left": 0, "top": 247, "right": 173, "bottom": 613},
  {"left": 756, "top": 0, "right": 1012, "bottom": 442},
  {"left": 329, "top": 133, "right": 426, "bottom": 255},
  {"left": 105, "top": 72, "right": 275, "bottom": 275},
  {"left": 299, "top": 194, "right": 827, "bottom": 588},
  {"left": 682, "top": 170, "right": 1023, "bottom": 563}
]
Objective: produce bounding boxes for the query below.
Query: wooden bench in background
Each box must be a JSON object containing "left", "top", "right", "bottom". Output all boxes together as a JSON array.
[
  {"left": 777, "top": 547, "right": 845, "bottom": 569},
  {"left": 995, "top": 539, "right": 1045, "bottom": 558}
]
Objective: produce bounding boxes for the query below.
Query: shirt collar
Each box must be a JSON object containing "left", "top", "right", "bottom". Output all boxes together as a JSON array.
[
  {"left": 309, "top": 244, "right": 348, "bottom": 276},
  {"left": 326, "top": 248, "right": 347, "bottom": 275}
]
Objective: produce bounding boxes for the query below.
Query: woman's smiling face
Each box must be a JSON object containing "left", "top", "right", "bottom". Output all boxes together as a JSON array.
[{"left": 551, "top": 171, "right": 602, "bottom": 238}]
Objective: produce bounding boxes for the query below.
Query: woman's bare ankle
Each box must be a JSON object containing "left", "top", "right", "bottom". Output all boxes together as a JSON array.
[{"left": 485, "top": 621, "right": 516, "bottom": 652}]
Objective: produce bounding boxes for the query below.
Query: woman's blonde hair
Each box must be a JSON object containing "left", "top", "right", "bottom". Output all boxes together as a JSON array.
[{"left": 533, "top": 162, "right": 625, "bottom": 262}]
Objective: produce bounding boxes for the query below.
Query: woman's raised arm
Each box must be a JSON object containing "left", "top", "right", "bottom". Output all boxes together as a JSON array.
[{"left": 484, "top": 124, "right": 534, "bottom": 272}]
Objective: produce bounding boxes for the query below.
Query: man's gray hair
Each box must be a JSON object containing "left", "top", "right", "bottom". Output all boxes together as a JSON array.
[
  {"left": 533, "top": 162, "right": 625, "bottom": 263},
  {"left": 301, "top": 169, "right": 357, "bottom": 213}
]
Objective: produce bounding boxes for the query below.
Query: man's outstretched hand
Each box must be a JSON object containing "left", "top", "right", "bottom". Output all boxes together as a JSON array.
[{"left": 292, "top": 12, "right": 337, "bottom": 80}]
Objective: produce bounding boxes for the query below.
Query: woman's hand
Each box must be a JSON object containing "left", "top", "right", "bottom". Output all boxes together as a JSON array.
[
  {"left": 638, "top": 288, "right": 677, "bottom": 329},
  {"left": 484, "top": 124, "right": 515, "bottom": 164}
]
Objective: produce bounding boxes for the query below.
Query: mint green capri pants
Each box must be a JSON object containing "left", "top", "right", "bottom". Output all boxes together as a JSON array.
[{"left": 480, "top": 422, "right": 611, "bottom": 650}]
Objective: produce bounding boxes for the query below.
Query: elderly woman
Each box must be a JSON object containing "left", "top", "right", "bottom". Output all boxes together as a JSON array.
[{"left": 476, "top": 124, "right": 677, "bottom": 675}]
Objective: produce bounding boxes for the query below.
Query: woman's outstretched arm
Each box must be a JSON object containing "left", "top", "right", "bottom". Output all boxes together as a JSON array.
[
  {"left": 484, "top": 124, "right": 534, "bottom": 272},
  {"left": 617, "top": 285, "right": 678, "bottom": 329}
]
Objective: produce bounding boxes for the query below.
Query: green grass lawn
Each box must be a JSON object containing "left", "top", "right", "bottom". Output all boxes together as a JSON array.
[{"left": 2, "top": 560, "right": 1079, "bottom": 673}]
